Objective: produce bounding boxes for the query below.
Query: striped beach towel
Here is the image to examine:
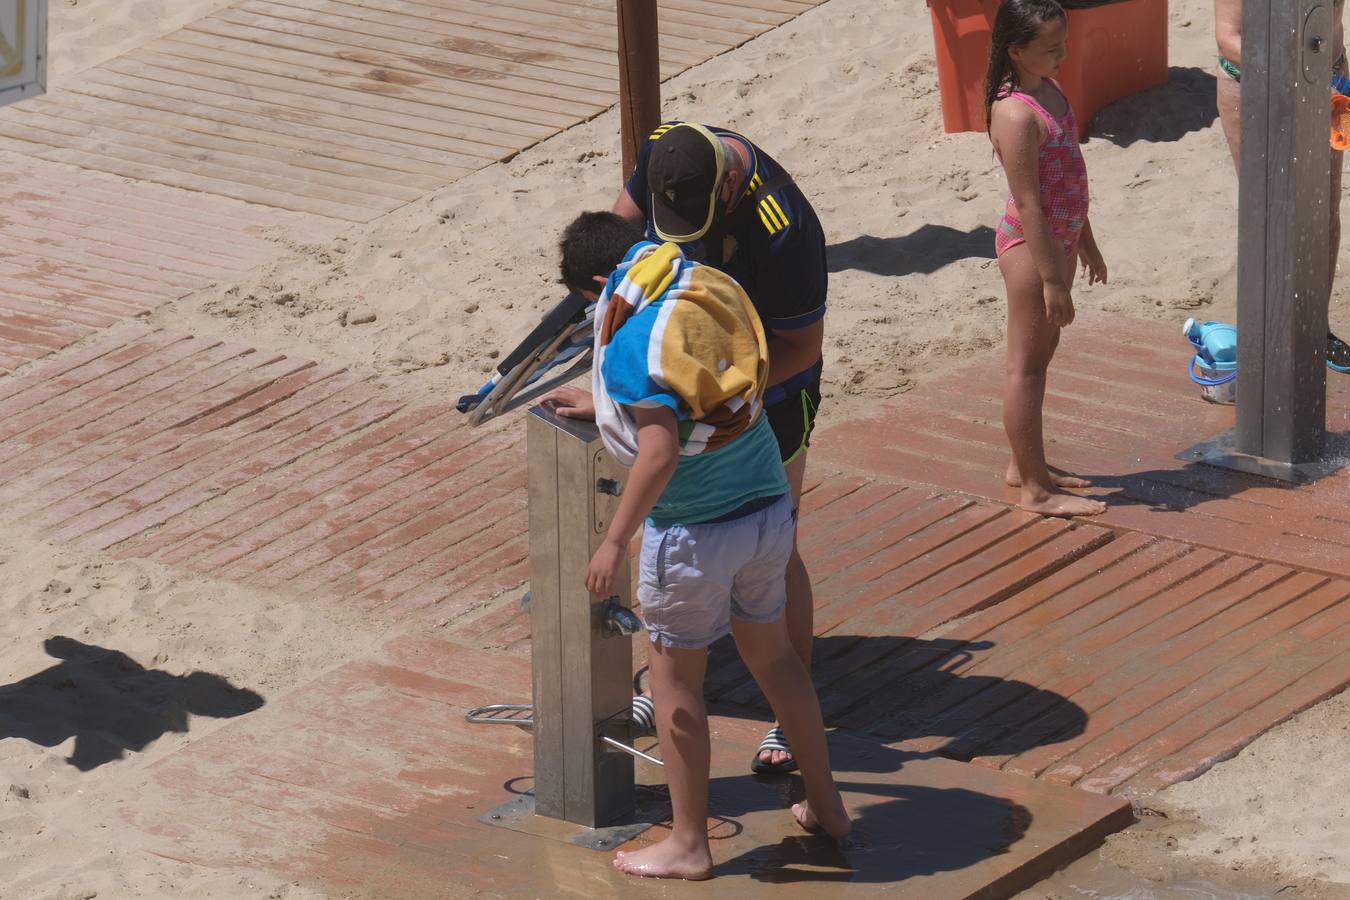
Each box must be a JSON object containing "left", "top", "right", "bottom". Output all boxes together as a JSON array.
[{"left": 593, "top": 241, "right": 769, "bottom": 467}]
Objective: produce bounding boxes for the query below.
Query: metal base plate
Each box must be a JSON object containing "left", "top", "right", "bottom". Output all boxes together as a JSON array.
[
  {"left": 477, "top": 789, "right": 670, "bottom": 851},
  {"left": 1178, "top": 429, "right": 1348, "bottom": 484}
]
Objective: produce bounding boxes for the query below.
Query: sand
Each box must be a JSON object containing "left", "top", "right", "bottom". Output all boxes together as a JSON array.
[
  {"left": 8, "top": 0, "right": 1347, "bottom": 894},
  {"left": 0, "top": 524, "right": 371, "bottom": 899},
  {"left": 1160, "top": 689, "right": 1350, "bottom": 885},
  {"left": 45, "top": 0, "right": 238, "bottom": 79},
  {"left": 148, "top": 0, "right": 1307, "bottom": 426}
]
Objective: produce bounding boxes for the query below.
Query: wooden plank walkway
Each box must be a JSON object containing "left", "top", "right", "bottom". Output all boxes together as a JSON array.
[
  {"left": 0, "top": 152, "right": 336, "bottom": 373},
  {"left": 123, "top": 630, "right": 1131, "bottom": 898},
  {"left": 709, "top": 497, "right": 1350, "bottom": 796},
  {"left": 813, "top": 312, "right": 1350, "bottom": 578},
  {"left": 1, "top": 320, "right": 1344, "bottom": 804},
  {"left": 2, "top": 317, "right": 1339, "bottom": 804},
  {"left": 0, "top": 0, "right": 828, "bottom": 222},
  {"left": 0, "top": 324, "right": 531, "bottom": 623}
]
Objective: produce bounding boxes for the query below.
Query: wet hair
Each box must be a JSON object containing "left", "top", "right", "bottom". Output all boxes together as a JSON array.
[
  {"left": 983, "top": 0, "right": 1067, "bottom": 132},
  {"left": 558, "top": 211, "right": 644, "bottom": 294}
]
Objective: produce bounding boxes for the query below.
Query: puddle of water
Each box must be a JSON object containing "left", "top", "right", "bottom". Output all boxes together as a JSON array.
[{"left": 1019, "top": 856, "right": 1299, "bottom": 900}]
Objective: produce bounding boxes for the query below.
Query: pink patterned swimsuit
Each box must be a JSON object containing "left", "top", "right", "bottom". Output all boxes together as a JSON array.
[{"left": 995, "top": 80, "right": 1089, "bottom": 258}]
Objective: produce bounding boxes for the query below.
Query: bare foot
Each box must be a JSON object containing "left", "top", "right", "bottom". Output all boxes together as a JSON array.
[
  {"left": 1019, "top": 489, "right": 1106, "bottom": 518},
  {"left": 1006, "top": 461, "right": 1092, "bottom": 489},
  {"left": 792, "top": 799, "right": 852, "bottom": 840},
  {"left": 758, "top": 722, "right": 793, "bottom": 768},
  {"left": 613, "top": 838, "right": 713, "bottom": 881}
]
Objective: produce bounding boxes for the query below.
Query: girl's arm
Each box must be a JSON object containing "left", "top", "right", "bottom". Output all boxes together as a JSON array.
[
  {"left": 1077, "top": 219, "right": 1108, "bottom": 285},
  {"left": 991, "top": 98, "right": 1074, "bottom": 325},
  {"left": 585, "top": 404, "right": 679, "bottom": 597},
  {"left": 1214, "top": 0, "right": 1242, "bottom": 65}
]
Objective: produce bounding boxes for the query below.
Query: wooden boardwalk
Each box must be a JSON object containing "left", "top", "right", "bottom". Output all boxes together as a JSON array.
[
  {"left": 814, "top": 312, "right": 1350, "bottom": 577},
  {"left": 1, "top": 317, "right": 1344, "bottom": 807},
  {"left": 708, "top": 484, "right": 1350, "bottom": 796},
  {"left": 0, "top": 0, "right": 827, "bottom": 222},
  {"left": 124, "top": 631, "right": 1132, "bottom": 898},
  {"left": 0, "top": 325, "right": 529, "bottom": 624},
  {"left": 0, "top": 152, "right": 334, "bottom": 373}
]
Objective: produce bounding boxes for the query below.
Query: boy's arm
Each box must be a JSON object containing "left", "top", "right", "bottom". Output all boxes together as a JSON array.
[
  {"left": 585, "top": 404, "right": 680, "bottom": 597},
  {"left": 540, "top": 384, "right": 596, "bottom": 420}
]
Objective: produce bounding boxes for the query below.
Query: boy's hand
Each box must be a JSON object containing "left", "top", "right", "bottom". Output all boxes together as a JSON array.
[
  {"left": 540, "top": 385, "right": 596, "bottom": 420},
  {"left": 1043, "top": 282, "right": 1076, "bottom": 327},
  {"left": 585, "top": 539, "right": 626, "bottom": 597},
  {"left": 1079, "top": 244, "right": 1108, "bottom": 286}
]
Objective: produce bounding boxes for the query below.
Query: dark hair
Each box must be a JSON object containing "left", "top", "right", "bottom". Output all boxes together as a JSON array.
[
  {"left": 558, "top": 211, "right": 644, "bottom": 294},
  {"left": 983, "top": 0, "right": 1067, "bottom": 132}
]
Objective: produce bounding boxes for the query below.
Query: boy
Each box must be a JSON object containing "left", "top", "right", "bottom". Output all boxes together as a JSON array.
[{"left": 543, "top": 212, "right": 849, "bottom": 880}]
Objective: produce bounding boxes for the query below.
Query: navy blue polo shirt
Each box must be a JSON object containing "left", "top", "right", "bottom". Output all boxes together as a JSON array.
[{"left": 624, "top": 123, "right": 828, "bottom": 382}]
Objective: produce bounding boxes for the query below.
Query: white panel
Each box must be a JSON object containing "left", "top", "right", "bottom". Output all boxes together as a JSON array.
[{"left": 0, "top": 0, "right": 46, "bottom": 107}]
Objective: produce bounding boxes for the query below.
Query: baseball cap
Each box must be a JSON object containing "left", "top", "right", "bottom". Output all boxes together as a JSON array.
[{"left": 646, "top": 123, "right": 727, "bottom": 243}]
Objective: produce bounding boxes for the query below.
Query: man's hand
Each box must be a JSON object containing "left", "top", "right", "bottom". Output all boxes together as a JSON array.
[
  {"left": 586, "top": 538, "right": 626, "bottom": 597},
  {"left": 1043, "top": 281, "right": 1075, "bottom": 328},
  {"left": 539, "top": 385, "right": 596, "bottom": 420}
]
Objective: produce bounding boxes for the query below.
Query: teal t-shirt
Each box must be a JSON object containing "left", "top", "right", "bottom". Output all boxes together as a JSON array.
[{"left": 647, "top": 414, "right": 788, "bottom": 528}]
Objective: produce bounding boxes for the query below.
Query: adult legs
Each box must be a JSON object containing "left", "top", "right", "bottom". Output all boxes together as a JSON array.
[
  {"left": 732, "top": 614, "right": 849, "bottom": 838},
  {"left": 758, "top": 451, "right": 812, "bottom": 769},
  {"left": 1217, "top": 70, "right": 1242, "bottom": 170}
]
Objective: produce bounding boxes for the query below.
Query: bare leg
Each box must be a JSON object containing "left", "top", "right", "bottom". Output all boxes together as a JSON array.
[
  {"left": 613, "top": 643, "right": 714, "bottom": 880},
  {"left": 1005, "top": 463, "right": 1092, "bottom": 489},
  {"left": 999, "top": 244, "right": 1105, "bottom": 518},
  {"left": 732, "top": 615, "right": 851, "bottom": 839},
  {"left": 759, "top": 452, "right": 812, "bottom": 769},
  {"left": 1331, "top": 150, "right": 1343, "bottom": 296},
  {"left": 1217, "top": 70, "right": 1242, "bottom": 172}
]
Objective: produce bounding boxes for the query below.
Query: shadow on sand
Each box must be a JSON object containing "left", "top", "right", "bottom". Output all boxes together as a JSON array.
[
  {"left": 1092, "top": 66, "right": 1218, "bottom": 146},
  {"left": 827, "top": 225, "right": 997, "bottom": 278},
  {"left": 0, "top": 636, "right": 265, "bottom": 770}
]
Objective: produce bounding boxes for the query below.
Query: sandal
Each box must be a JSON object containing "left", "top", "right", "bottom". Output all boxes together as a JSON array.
[
  {"left": 1329, "top": 332, "right": 1350, "bottom": 373},
  {"left": 751, "top": 726, "right": 798, "bottom": 775},
  {"left": 631, "top": 694, "right": 656, "bottom": 734}
]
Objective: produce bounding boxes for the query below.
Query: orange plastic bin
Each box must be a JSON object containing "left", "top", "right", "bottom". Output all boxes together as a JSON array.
[{"left": 928, "top": 0, "right": 1169, "bottom": 136}]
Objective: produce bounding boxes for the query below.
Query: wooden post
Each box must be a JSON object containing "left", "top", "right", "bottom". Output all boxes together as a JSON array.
[
  {"left": 1185, "top": 0, "right": 1344, "bottom": 481},
  {"left": 617, "top": 0, "right": 661, "bottom": 175},
  {"left": 1236, "top": 0, "right": 1332, "bottom": 463}
]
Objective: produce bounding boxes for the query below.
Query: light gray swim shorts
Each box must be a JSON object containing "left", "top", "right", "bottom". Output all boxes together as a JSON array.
[{"left": 636, "top": 494, "right": 796, "bottom": 650}]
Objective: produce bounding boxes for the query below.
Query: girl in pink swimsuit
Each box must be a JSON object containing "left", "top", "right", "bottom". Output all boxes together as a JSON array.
[{"left": 986, "top": 0, "right": 1107, "bottom": 519}]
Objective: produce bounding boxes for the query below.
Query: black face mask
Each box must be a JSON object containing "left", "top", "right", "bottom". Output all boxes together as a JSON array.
[{"left": 674, "top": 190, "right": 733, "bottom": 264}]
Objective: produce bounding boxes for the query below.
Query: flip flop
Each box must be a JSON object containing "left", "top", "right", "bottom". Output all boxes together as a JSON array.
[
  {"left": 1329, "top": 332, "right": 1350, "bottom": 373},
  {"left": 751, "top": 726, "right": 798, "bottom": 775},
  {"left": 630, "top": 694, "right": 656, "bottom": 734}
]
